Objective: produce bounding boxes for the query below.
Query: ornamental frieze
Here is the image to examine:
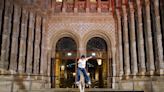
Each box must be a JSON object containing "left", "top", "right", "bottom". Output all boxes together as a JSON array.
[{"left": 47, "top": 15, "right": 115, "bottom": 42}]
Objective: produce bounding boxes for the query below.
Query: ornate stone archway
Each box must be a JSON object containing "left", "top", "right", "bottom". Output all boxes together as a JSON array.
[
  {"left": 47, "top": 15, "right": 116, "bottom": 88},
  {"left": 82, "top": 30, "right": 116, "bottom": 88}
]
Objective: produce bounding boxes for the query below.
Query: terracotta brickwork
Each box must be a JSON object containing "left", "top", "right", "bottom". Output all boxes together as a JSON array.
[
  {"left": 0, "top": 0, "right": 164, "bottom": 92},
  {"left": 47, "top": 14, "right": 115, "bottom": 42}
]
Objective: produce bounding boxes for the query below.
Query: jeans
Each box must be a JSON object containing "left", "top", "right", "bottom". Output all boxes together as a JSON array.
[{"left": 77, "top": 67, "right": 91, "bottom": 83}]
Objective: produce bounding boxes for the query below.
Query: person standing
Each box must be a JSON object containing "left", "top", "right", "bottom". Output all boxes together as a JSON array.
[{"left": 76, "top": 55, "right": 93, "bottom": 85}]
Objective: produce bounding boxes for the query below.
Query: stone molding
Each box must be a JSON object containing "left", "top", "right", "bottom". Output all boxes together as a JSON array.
[{"left": 47, "top": 15, "right": 115, "bottom": 43}]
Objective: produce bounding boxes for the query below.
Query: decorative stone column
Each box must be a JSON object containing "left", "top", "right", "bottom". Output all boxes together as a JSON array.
[
  {"left": 51, "top": 0, "right": 55, "bottom": 13},
  {"left": 79, "top": 42, "right": 86, "bottom": 56},
  {"left": 26, "top": 12, "right": 35, "bottom": 74},
  {"left": 154, "top": 0, "right": 164, "bottom": 75},
  {"left": 40, "top": 18, "right": 51, "bottom": 88},
  {"left": 129, "top": 2, "right": 138, "bottom": 76},
  {"left": 62, "top": 0, "right": 66, "bottom": 13},
  {"left": 112, "top": 47, "right": 116, "bottom": 88},
  {"left": 86, "top": 0, "right": 90, "bottom": 12},
  {"left": 136, "top": 0, "right": 146, "bottom": 75},
  {"left": 0, "top": 0, "right": 4, "bottom": 38},
  {"left": 108, "top": 0, "right": 112, "bottom": 12},
  {"left": 97, "top": 0, "right": 101, "bottom": 13},
  {"left": 144, "top": 0, "right": 155, "bottom": 75},
  {"left": 40, "top": 18, "right": 48, "bottom": 76},
  {"left": 9, "top": 4, "right": 21, "bottom": 72},
  {"left": 0, "top": 0, "right": 13, "bottom": 73},
  {"left": 116, "top": 9, "right": 123, "bottom": 79},
  {"left": 18, "top": 8, "right": 28, "bottom": 73},
  {"left": 34, "top": 15, "right": 41, "bottom": 75},
  {"left": 122, "top": 4, "right": 130, "bottom": 78},
  {"left": 0, "top": 0, "right": 4, "bottom": 67},
  {"left": 74, "top": 0, "right": 78, "bottom": 13}
]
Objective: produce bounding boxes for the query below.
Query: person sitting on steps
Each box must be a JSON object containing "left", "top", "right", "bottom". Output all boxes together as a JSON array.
[{"left": 76, "top": 55, "right": 93, "bottom": 85}]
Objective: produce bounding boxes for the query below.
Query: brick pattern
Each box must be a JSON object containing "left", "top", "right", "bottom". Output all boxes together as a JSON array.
[{"left": 47, "top": 15, "right": 116, "bottom": 42}]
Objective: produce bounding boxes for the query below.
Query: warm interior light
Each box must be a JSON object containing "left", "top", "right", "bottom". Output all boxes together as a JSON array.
[
  {"left": 97, "top": 59, "right": 102, "bottom": 65},
  {"left": 90, "top": 0, "right": 97, "bottom": 3},
  {"left": 67, "top": 52, "right": 72, "bottom": 56},
  {"left": 61, "top": 65, "right": 65, "bottom": 70},
  {"left": 73, "top": 72, "right": 76, "bottom": 76},
  {"left": 91, "top": 52, "right": 96, "bottom": 56},
  {"left": 56, "top": 0, "right": 63, "bottom": 2}
]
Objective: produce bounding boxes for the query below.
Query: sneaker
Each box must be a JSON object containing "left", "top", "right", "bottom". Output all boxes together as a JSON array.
[
  {"left": 87, "top": 81, "right": 91, "bottom": 85},
  {"left": 75, "top": 81, "right": 80, "bottom": 85}
]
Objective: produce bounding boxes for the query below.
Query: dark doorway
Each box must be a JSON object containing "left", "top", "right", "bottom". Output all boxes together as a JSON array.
[
  {"left": 86, "top": 37, "right": 108, "bottom": 88},
  {"left": 51, "top": 37, "right": 77, "bottom": 88}
]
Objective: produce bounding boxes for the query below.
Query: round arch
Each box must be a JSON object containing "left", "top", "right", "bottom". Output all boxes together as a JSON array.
[
  {"left": 49, "top": 30, "right": 80, "bottom": 88},
  {"left": 82, "top": 30, "right": 115, "bottom": 88},
  {"left": 82, "top": 30, "right": 114, "bottom": 57},
  {"left": 49, "top": 30, "right": 80, "bottom": 57}
]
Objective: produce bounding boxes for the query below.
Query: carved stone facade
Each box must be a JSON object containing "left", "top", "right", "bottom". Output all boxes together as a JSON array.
[{"left": 0, "top": 0, "right": 164, "bottom": 92}]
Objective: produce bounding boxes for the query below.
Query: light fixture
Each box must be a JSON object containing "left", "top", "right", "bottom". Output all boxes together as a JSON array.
[
  {"left": 90, "top": 0, "right": 97, "bottom": 3},
  {"left": 67, "top": 52, "right": 72, "bottom": 56},
  {"left": 61, "top": 65, "right": 65, "bottom": 70},
  {"left": 73, "top": 72, "right": 76, "bottom": 76},
  {"left": 97, "top": 58, "right": 102, "bottom": 65},
  {"left": 91, "top": 52, "right": 96, "bottom": 56},
  {"left": 56, "top": 0, "right": 63, "bottom": 2}
]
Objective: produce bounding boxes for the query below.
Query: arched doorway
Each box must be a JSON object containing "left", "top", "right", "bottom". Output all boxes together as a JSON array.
[
  {"left": 86, "top": 37, "right": 110, "bottom": 88},
  {"left": 51, "top": 37, "right": 77, "bottom": 88}
]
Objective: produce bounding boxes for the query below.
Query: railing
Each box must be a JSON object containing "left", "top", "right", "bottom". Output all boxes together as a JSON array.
[{"left": 0, "top": 74, "right": 163, "bottom": 92}]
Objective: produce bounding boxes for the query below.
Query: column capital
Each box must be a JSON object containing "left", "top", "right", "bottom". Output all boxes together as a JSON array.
[
  {"left": 145, "top": 0, "right": 150, "bottom": 6},
  {"left": 116, "top": 9, "right": 121, "bottom": 16},
  {"left": 62, "top": 0, "right": 66, "bottom": 13}
]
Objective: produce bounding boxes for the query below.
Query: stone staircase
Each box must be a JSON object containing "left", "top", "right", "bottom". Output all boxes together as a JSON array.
[{"left": 26, "top": 88, "right": 143, "bottom": 92}]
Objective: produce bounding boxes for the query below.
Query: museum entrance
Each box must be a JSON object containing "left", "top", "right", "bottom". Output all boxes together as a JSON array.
[
  {"left": 51, "top": 37, "right": 110, "bottom": 88},
  {"left": 86, "top": 37, "right": 108, "bottom": 88},
  {"left": 51, "top": 37, "right": 77, "bottom": 88}
]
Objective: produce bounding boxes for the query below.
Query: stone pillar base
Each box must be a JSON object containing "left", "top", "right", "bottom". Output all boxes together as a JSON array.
[
  {"left": 86, "top": 8, "right": 89, "bottom": 13},
  {"left": 27, "top": 73, "right": 31, "bottom": 80},
  {"left": 139, "top": 71, "right": 146, "bottom": 76},
  {"left": 149, "top": 70, "right": 154, "bottom": 76},
  {"left": 18, "top": 73, "right": 25, "bottom": 78},
  {"left": 119, "top": 76, "right": 123, "bottom": 80},
  {"left": 62, "top": 8, "right": 66, "bottom": 13},
  {"left": 0, "top": 68, "right": 5, "bottom": 74},
  {"left": 74, "top": 8, "right": 78, "bottom": 13},
  {"left": 109, "top": 8, "right": 112, "bottom": 12},
  {"left": 97, "top": 8, "right": 101, "bottom": 13},
  {"left": 119, "top": 72, "right": 123, "bottom": 80},
  {"left": 157, "top": 69, "right": 163, "bottom": 75},
  {"left": 125, "top": 75, "right": 129, "bottom": 80},
  {"left": 10, "top": 70, "right": 16, "bottom": 74}
]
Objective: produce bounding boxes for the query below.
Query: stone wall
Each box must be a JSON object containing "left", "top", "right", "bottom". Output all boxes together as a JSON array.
[
  {"left": 116, "top": 76, "right": 164, "bottom": 92},
  {"left": 0, "top": 75, "right": 50, "bottom": 92}
]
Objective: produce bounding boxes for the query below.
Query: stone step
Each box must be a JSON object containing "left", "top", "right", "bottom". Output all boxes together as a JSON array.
[{"left": 27, "top": 88, "right": 143, "bottom": 92}]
